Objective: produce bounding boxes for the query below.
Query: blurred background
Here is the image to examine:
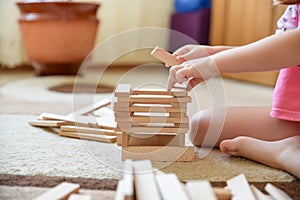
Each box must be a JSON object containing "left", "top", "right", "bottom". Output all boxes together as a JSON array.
[{"left": 0, "top": 0, "right": 286, "bottom": 86}]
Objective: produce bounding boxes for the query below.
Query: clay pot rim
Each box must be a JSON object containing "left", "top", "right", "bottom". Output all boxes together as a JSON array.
[{"left": 16, "top": 1, "right": 100, "bottom": 7}]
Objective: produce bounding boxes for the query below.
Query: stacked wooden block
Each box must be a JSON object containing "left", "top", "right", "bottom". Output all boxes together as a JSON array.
[
  {"left": 113, "top": 84, "right": 195, "bottom": 161},
  {"left": 115, "top": 159, "right": 293, "bottom": 200},
  {"left": 29, "top": 99, "right": 118, "bottom": 143}
]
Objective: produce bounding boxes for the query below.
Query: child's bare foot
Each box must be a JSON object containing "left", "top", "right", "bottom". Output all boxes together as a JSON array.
[{"left": 220, "top": 136, "right": 300, "bottom": 179}]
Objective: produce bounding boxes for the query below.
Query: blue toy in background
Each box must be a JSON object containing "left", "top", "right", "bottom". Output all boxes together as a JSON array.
[{"left": 175, "top": 0, "right": 211, "bottom": 13}]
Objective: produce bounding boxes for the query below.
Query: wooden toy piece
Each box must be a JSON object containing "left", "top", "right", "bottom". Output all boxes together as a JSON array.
[
  {"left": 155, "top": 173, "right": 189, "bottom": 200},
  {"left": 68, "top": 194, "right": 91, "bottom": 200},
  {"left": 151, "top": 46, "right": 180, "bottom": 67},
  {"left": 251, "top": 185, "right": 274, "bottom": 200},
  {"left": 212, "top": 188, "right": 232, "bottom": 200},
  {"left": 115, "top": 84, "right": 132, "bottom": 97},
  {"left": 29, "top": 120, "right": 67, "bottom": 127},
  {"left": 34, "top": 182, "right": 80, "bottom": 200},
  {"left": 115, "top": 116, "right": 189, "bottom": 124},
  {"left": 117, "top": 133, "right": 182, "bottom": 147},
  {"left": 265, "top": 183, "right": 292, "bottom": 200},
  {"left": 133, "top": 160, "right": 161, "bottom": 200},
  {"left": 133, "top": 88, "right": 187, "bottom": 97},
  {"left": 58, "top": 131, "right": 117, "bottom": 143},
  {"left": 226, "top": 174, "right": 256, "bottom": 200},
  {"left": 69, "top": 98, "right": 111, "bottom": 117},
  {"left": 114, "top": 105, "right": 187, "bottom": 113},
  {"left": 185, "top": 180, "right": 217, "bottom": 200},
  {"left": 60, "top": 125, "right": 117, "bottom": 136},
  {"left": 114, "top": 179, "right": 126, "bottom": 200},
  {"left": 122, "top": 159, "right": 134, "bottom": 200},
  {"left": 123, "top": 146, "right": 195, "bottom": 162},
  {"left": 117, "top": 96, "right": 191, "bottom": 104}
]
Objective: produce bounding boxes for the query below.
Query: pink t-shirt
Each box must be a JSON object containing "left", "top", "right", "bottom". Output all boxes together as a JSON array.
[{"left": 270, "top": 5, "right": 300, "bottom": 121}]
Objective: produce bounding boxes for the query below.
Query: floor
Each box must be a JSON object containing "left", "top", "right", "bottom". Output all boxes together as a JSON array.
[{"left": 0, "top": 66, "right": 298, "bottom": 199}]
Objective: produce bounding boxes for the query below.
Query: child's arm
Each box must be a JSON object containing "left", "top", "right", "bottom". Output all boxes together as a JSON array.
[{"left": 168, "top": 29, "right": 300, "bottom": 90}]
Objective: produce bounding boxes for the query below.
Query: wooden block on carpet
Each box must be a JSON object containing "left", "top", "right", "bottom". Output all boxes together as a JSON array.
[
  {"left": 186, "top": 180, "right": 217, "bottom": 200},
  {"left": 59, "top": 131, "right": 116, "bottom": 143},
  {"left": 226, "top": 174, "right": 256, "bottom": 200},
  {"left": 133, "top": 160, "right": 160, "bottom": 200},
  {"left": 29, "top": 120, "right": 67, "bottom": 127},
  {"left": 34, "top": 182, "right": 80, "bottom": 200},
  {"left": 155, "top": 173, "right": 189, "bottom": 200},
  {"left": 68, "top": 194, "right": 91, "bottom": 200},
  {"left": 265, "top": 183, "right": 292, "bottom": 200},
  {"left": 122, "top": 146, "right": 195, "bottom": 161},
  {"left": 60, "top": 125, "right": 117, "bottom": 136}
]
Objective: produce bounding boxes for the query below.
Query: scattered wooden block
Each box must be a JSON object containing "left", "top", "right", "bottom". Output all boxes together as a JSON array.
[
  {"left": 186, "top": 180, "right": 217, "bottom": 200},
  {"left": 60, "top": 125, "right": 117, "bottom": 136},
  {"left": 151, "top": 46, "right": 180, "bottom": 67},
  {"left": 212, "top": 187, "right": 232, "bottom": 200},
  {"left": 29, "top": 120, "right": 67, "bottom": 127},
  {"left": 34, "top": 182, "right": 80, "bottom": 200},
  {"left": 251, "top": 185, "right": 274, "bottom": 200},
  {"left": 156, "top": 173, "right": 189, "bottom": 200},
  {"left": 68, "top": 194, "right": 91, "bottom": 200},
  {"left": 69, "top": 98, "right": 111, "bottom": 117},
  {"left": 59, "top": 131, "right": 116, "bottom": 143},
  {"left": 122, "top": 159, "right": 134, "bottom": 200},
  {"left": 133, "top": 160, "right": 161, "bottom": 200},
  {"left": 122, "top": 146, "right": 195, "bottom": 161},
  {"left": 226, "top": 174, "right": 256, "bottom": 200},
  {"left": 265, "top": 183, "right": 292, "bottom": 200}
]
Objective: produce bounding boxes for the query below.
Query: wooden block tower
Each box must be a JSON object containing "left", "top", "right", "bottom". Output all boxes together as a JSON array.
[{"left": 113, "top": 84, "right": 195, "bottom": 161}]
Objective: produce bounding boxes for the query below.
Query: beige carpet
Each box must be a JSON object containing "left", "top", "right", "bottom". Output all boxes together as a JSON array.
[{"left": 0, "top": 67, "right": 296, "bottom": 183}]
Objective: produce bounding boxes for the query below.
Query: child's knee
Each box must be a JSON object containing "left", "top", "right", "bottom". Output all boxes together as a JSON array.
[{"left": 189, "top": 109, "right": 211, "bottom": 146}]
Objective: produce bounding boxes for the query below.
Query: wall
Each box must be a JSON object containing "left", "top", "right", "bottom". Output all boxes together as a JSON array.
[{"left": 0, "top": 0, "right": 174, "bottom": 68}]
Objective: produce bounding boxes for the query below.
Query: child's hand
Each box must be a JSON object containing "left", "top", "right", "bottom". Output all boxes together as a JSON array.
[
  {"left": 173, "top": 45, "right": 216, "bottom": 63},
  {"left": 167, "top": 57, "right": 219, "bottom": 90}
]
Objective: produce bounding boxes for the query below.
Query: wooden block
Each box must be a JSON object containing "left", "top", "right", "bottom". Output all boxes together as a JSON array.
[
  {"left": 115, "top": 84, "right": 132, "bottom": 97},
  {"left": 29, "top": 120, "right": 67, "bottom": 127},
  {"left": 114, "top": 102, "right": 130, "bottom": 108},
  {"left": 59, "top": 131, "right": 116, "bottom": 143},
  {"left": 185, "top": 180, "right": 217, "bottom": 200},
  {"left": 122, "top": 132, "right": 129, "bottom": 147},
  {"left": 128, "top": 133, "right": 181, "bottom": 146},
  {"left": 151, "top": 46, "right": 180, "bottom": 66},
  {"left": 117, "top": 132, "right": 122, "bottom": 146},
  {"left": 114, "top": 179, "right": 126, "bottom": 200},
  {"left": 115, "top": 116, "right": 189, "bottom": 124},
  {"left": 33, "top": 182, "right": 80, "bottom": 200},
  {"left": 122, "top": 146, "right": 195, "bottom": 161},
  {"left": 155, "top": 173, "right": 189, "bottom": 200},
  {"left": 251, "top": 185, "right": 274, "bottom": 200},
  {"left": 114, "top": 105, "right": 187, "bottom": 113},
  {"left": 122, "top": 159, "right": 134, "bottom": 200},
  {"left": 212, "top": 187, "right": 232, "bottom": 200},
  {"left": 128, "top": 126, "right": 188, "bottom": 134},
  {"left": 226, "top": 174, "right": 256, "bottom": 200},
  {"left": 133, "top": 89, "right": 187, "bottom": 97},
  {"left": 265, "top": 183, "right": 292, "bottom": 200},
  {"left": 40, "top": 113, "right": 98, "bottom": 127},
  {"left": 68, "top": 194, "right": 91, "bottom": 200},
  {"left": 133, "top": 160, "right": 161, "bottom": 200},
  {"left": 70, "top": 98, "right": 111, "bottom": 117},
  {"left": 60, "top": 125, "right": 117, "bottom": 136},
  {"left": 117, "top": 96, "right": 191, "bottom": 104}
]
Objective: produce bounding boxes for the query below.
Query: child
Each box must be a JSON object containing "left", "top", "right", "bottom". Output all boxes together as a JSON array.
[{"left": 167, "top": 0, "right": 300, "bottom": 178}]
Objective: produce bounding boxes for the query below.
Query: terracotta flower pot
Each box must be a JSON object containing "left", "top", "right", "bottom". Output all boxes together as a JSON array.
[{"left": 17, "top": 1, "right": 100, "bottom": 75}]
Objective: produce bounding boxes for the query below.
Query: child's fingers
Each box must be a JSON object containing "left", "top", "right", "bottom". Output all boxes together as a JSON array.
[{"left": 167, "top": 65, "right": 184, "bottom": 90}]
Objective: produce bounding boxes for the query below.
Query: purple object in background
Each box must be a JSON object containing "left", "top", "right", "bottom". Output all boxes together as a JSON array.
[{"left": 170, "top": 8, "right": 210, "bottom": 52}]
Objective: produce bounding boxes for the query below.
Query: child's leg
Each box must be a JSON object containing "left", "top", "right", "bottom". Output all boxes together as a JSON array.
[
  {"left": 189, "top": 106, "right": 300, "bottom": 147},
  {"left": 220, "top": 136, "right": 300, "bottom": 179}
]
